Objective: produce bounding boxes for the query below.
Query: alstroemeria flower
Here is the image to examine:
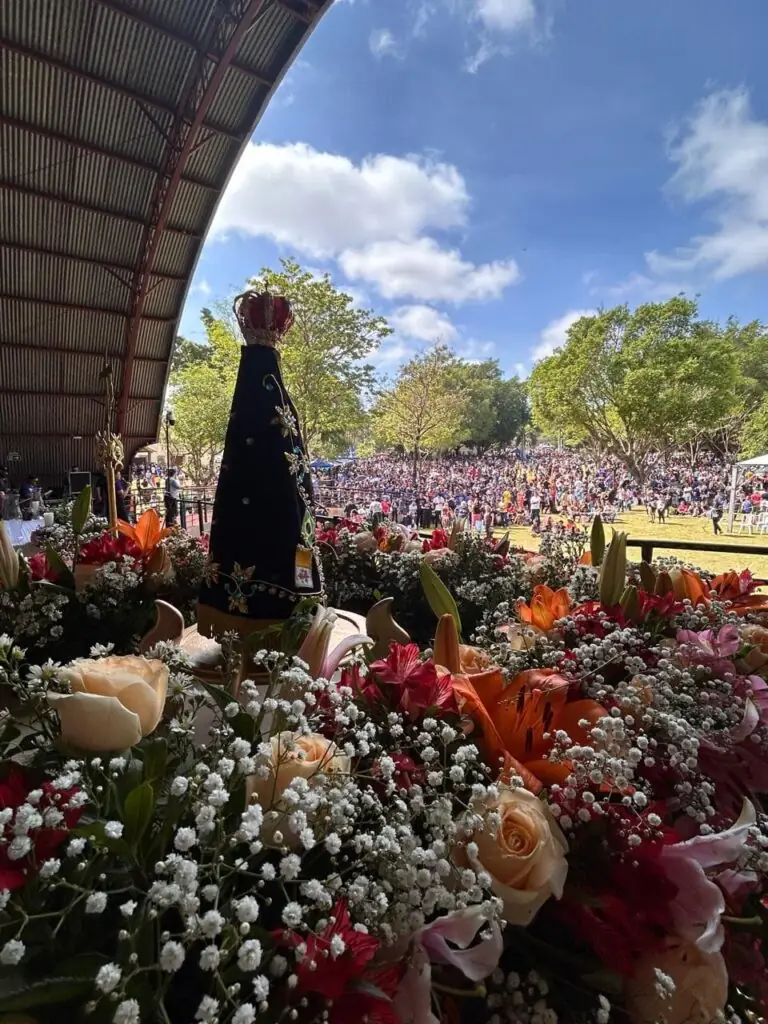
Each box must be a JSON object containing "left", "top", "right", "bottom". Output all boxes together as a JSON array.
[
  {"left": 371, "top": 643, "right": 457, "bottom": 718},
  {"left": 516, "top": 585, "right": 572, "bottom": 632},
  {"left": 711, "top": 569, "right": 757, "bottom": 600},
  {"left": 669, "top": 568, "right": 710, "bottom": 607}
]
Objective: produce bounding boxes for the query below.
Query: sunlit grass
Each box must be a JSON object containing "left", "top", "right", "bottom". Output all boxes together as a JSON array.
[{"left": 497, "top": 509, "right": 768, "bottom": 579}]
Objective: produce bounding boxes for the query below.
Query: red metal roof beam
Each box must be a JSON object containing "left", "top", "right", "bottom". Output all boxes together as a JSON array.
[
  {"left": 0, "top": 38, "right": 242, "bottom": 143},
  {"left": 91, "top": 0, "right": 274, "bottom": 87},
  {"left": 0, "top": 115, "right": 218, "bottom": 191},
  {"left": 0, "top": 179, "right": 201, "bottom": 238},
  {"left": 117, "top": 0, "right": 269, "bottom": 433}
]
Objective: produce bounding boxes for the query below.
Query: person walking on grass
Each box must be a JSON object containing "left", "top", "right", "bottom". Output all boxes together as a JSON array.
[
  {"left": 656, "top": 495, "right": 666, "bottom": 525},
  {"left": 710, "top": 501, "right": 723, "bottom": 536}
]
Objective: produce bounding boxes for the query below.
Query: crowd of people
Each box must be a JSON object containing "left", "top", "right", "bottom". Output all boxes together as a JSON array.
[{"left": 315, "top": 446, "right": 758, "bottom": 536}]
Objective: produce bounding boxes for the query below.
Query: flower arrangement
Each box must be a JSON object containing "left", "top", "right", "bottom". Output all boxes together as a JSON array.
[
  {"left": 319, "top": 520, "right": 531, "bottom": 643},
  {"left": 0, "top": 494, "right": 209, "bottom": 663},
  {"left": 0, "top": 514, "right": 765, "bottom": 1024}
]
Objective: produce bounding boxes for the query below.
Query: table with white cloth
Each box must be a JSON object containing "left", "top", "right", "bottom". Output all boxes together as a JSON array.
[{"left": 4, "top": 519, "right": 44, "bottom": 547}]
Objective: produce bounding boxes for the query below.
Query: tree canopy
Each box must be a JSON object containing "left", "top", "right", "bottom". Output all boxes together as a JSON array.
[{"left": 528, "top": 298, "right": 742, "bottom": 484}]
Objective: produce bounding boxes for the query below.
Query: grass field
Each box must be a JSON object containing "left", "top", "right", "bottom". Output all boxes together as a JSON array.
[{"left": 499, "top": 510, "right": 768, "bottom": 579}]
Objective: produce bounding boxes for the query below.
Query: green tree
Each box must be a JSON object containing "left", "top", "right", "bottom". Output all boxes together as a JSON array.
[
  {"left": 439, "top": 359, "right": 530, "bottom": 448},
  {"left": 373, "top": 345, "right": 470, "bottom": 484},
  {"left": 169, "top": 335, "right": 211, "bottom": 375},
  {"left": 250, "top": 258, "right": 391, "bottom": 455},
  {"left": 167, "top": 318, "right": 237, "bottom": 485},
  {"left": 491, "top": 376, "right": 529, "bottom": 446},
  {"left": 528, "top": 298, "right": 741, "bottom": 485}
]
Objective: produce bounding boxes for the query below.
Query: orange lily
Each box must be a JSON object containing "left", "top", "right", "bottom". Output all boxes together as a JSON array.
[
  {"left": 490, "top": 669, "right": 606, "bottom": 787},
  {"left": 433, "top": 615, "right": 606, "bottom": 791},
  {"left": 117, "top": 508, "right": 171, "bottom": 558},
  {"left": 516, "top": 585, "right": 572, "bottom": 632},
  {"left": 434, "top": 616, "right": 542, "bottom": 792},
  {"left": 710, "top": 571, "right": 768, "bottom": 615},
  {"left": 578, "top": 551, "right": 592, "bottom": 566},
  {"left": 669, "top": 568, "right": 710, "bottom": 608}
]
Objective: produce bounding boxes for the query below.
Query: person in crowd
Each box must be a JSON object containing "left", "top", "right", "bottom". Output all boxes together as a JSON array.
[
  {"left": 709, "top": 501, "right": 723, "bottom": 536},
  {"left": 115, "top": 471, "right": 131, "bottom": 522},
  {"left": 19, "top": 475, "right": 38, "bottom": 520},
  {"left": 164, "top": 468, "right": 180, "bottom": 527}
]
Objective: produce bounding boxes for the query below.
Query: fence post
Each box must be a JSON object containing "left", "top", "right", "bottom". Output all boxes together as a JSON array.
[
  {"left": 197, "top": 499, "right": 205, "bottom": 535},
  {"left": 179, "top": 495, "right": 187, "bottom": 531},
  {"left": 640, "top": 542, "right": 654, "bottom": 563}
]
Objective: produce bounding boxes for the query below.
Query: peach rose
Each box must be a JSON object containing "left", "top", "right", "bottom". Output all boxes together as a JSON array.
[
  {"left": 247, "top": 731, "right": 351, "bottom": 847},
  {"left": 50, "top": 655, "right": 168, "bottom": 752},
  {"left": 625, "top": 939, "right": 727, "bottom": 1024},
  {"left": 456, "top": 788, "right": 568, "bottom": 925},
  {"left": 353, "top": 532, "right": 378, "bottom": 554}
]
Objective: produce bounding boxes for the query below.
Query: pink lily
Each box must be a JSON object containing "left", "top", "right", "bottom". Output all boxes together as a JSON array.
[
  {"left": 660, "top": 799, "right": 756, "bottom": 953},
  {"left": 676, "top": 625, "right": 740, "bottom": 677},
  {"left": 297, "top": 605, "right": 372, "bottom": 680},
  {"left": 393, "top": 906, "right": 502, "bottom": 1024}
]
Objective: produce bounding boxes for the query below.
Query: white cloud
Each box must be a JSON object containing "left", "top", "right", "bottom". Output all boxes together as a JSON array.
[
  {"left": 648, "top": 88, "right": 768, "bottom": 280},
  {"left": 192, "top": 279, "right": 212, "bottom": 297},
  {"left": 513, "top": 361, "right": 528, "bottom": 378},
  {"left": 211, "top": 143, "right": 468, "bottom": 257},
  {"left": 597, "top": 272, "right": 689, "bottom": 301},
  {"left": 373, "top": 339, "right": 418, "bottom": 365},
  {"left": 369, "top": 28, "right": 404, "bottom": 59},
  {"left": 532, "top": 309, "right": 595, "bottom": 362},
  {"left": 475, "top": 0, "right": 535, "bottom": 33},
  {"left": 391, "top": 304, "right": 458, "bottom": 341},
  {"left": 455, "top": 338, "right": 496, "bottom": 362},
  {"left": 340, "top": 237, "right": 520, "bottom": 302}
]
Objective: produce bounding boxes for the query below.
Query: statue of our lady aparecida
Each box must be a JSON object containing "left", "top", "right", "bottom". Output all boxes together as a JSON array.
[{"left": 196, "top": 289, "right": 324, "bottom": 640}]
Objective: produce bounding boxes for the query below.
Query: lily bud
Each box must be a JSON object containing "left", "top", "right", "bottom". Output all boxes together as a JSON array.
[
  {"left": 620, "top": 584, "right": 639, "bottom": 623},
  {"left": 599, "top": 530, "right": 627, "bottom": 608},
  {"left": 654, "top": 570, "right": 674, "bottom": 597},
  {"left": 0, "top": 522, "right": 19, "bottom": 591},
  {"left": 639, "top": 560, "right": 657, "bottom": 594},
  {"left": 434, "top": 613, "right": 461, "bottom": 673},
  {"left": 590, "top": 515, "right": 605, "bottom": 567}
]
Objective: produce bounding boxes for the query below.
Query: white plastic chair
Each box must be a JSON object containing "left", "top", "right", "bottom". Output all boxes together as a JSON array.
[{"left": 736, "top": 513, "right": 756, "bottom": 535}]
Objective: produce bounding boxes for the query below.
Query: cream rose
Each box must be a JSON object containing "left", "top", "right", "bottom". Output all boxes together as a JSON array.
[
  {"left": 353, "top": 532, "right": 378, "bottom": 554},
  {"left": 457, "top": 788, "right": 568, "bottom": 926},
  {"left": 625, "top": 939, "right": 727, "bottom": 1024},
  {"left": 247, "top": 731, "right": 351, "bottom": 847},
  {"left": 49, "top": 655, "right": 169, "bottom": 752}
]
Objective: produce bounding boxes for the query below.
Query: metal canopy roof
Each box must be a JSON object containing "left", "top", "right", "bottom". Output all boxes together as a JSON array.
[{"left": 0, "top": 0, "right": 332, "bottom": 482}]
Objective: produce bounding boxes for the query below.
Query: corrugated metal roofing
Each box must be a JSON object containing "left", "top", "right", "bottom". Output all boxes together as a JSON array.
[{"left": 0, "top": 0, "right": 332, "bottom": 483}]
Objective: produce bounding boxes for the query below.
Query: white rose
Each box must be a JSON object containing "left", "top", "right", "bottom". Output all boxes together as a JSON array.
[
  {"left": 456, "top": 788, "right": 568, "bottom": 926},
  {"left": 49, "top": 656, "right": 169, "bottom": 752}
]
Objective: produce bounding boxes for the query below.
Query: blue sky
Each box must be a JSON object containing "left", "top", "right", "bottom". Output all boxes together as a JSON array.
[{"left": 180, "top": 0, "right": 768, "bottom": 377}]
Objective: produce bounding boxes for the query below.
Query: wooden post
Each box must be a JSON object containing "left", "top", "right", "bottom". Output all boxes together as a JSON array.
[{"left": 95, "top": 363, "right": 124, "bottom": 533}]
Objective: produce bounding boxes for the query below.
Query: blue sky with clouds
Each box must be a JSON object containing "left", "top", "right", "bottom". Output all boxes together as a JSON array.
[{"left": 180, "top": 0, "right": 768, "bottom": 376}]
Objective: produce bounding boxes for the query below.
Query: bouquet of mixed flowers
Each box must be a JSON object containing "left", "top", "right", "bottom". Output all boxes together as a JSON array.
[
  {"left": 0, "top": 516, "right": 765, "bottom": 1024},
  {"left": 0, "top": 493, "right": 208, "bottom": 664},
  {"left": 319, "top": 519, "right": 531, "bottom": 643}
]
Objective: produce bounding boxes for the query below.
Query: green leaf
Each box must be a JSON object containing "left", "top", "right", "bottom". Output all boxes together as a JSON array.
[
  {"left": 589, "top": 515, "right": 605, "bottom": 567},
  {"left": 123, "top": 781, "right": 155, "bottom": 848},
  {"left": 639, "top": 560, "right": 657, "bottom": 593},
  {"left": 141, "top": 738, "right": 168, "bottom": 782},
  {"left": 71, "top": 820, "right": 130, "bottom": 857},
  {"left": 42, "top": 545, "right": 76, "bottom": 592},
  {"left": 202, "top": 681, "right": 236, "bottom": 713},
  {"left": 0, "top": 975, "right": 93, "bottom": 1010},
  {"left": 419, "top": 559, "right": 462, "bottom": 639},
  {"left": 71, "top": 485, "right": 92, "bottom": 535}
]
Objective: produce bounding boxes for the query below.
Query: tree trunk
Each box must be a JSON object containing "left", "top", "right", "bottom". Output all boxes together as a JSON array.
[{"left": 412, "top": 443, "right": 420, "bottom": 489}]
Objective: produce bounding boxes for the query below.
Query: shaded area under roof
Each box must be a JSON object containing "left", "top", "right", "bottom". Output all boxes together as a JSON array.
[{"left": 0, "top": 0, "right": 332, "bottom": 482}]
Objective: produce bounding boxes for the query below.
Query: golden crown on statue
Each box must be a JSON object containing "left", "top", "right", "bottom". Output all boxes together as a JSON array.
[{"left": 233, "top": 290, "right": 294, "bottom": 346}]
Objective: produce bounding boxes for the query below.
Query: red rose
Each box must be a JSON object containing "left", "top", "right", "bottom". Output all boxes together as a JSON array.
[{"left": 27, "top": 553, "right": 59, "bottom": 582}]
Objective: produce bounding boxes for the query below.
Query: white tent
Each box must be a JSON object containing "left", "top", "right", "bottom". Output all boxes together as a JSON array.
[{"left": 728, "top": 454, "right": 768, "bottom": 528}]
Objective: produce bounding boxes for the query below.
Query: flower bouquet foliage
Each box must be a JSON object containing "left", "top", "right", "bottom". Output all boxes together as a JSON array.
[
  {"left": 0, "top": 493, "right": 209, "bottom": 665},
  {"left": 0, "top": 516, "right": 766, "bottom": 1022}
]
